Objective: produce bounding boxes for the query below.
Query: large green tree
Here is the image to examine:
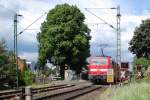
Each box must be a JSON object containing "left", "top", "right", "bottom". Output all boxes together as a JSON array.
[
  {"left": 129, "top": 19, "right": 150, "bottom": 59},
  {"left": 37, "top": 4, "right": 90, "bottom": 77}
]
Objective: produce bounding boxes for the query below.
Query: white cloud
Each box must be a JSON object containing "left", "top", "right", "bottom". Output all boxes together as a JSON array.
[
  {"left": 19, "top": 52, "right": 38, "bottom": 61},
  {"left": 1, "top": 0, "right": 150, "bottom": 62}
]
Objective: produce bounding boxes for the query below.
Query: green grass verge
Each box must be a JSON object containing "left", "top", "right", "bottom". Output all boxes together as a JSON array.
[{"left": 98, "top": 81, "right": 150, "bottom": 100}]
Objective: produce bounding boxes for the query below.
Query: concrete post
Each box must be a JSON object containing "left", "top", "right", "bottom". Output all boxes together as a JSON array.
[{"left": 25, "top": 86, "right": 32, "bottom": 100}]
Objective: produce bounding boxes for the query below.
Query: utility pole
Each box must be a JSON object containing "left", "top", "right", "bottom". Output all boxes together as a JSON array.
[
  {"left": 14, "top": 14, "right": 16, "bottom": 62},
  {"left": 14, "top": 13, "right": 22, "bottom": 88},
  {"left": 116, "top": 6, "right": 121, "bottom": 68},
  {"left": 14, "top": 12, "right": 47, "bottom": 87},
  {"left": 14, "top": 13, "right": 18, "bottom": 88},
  {"left": 12, "top": 10, "right": 46, "bottom": 88}
]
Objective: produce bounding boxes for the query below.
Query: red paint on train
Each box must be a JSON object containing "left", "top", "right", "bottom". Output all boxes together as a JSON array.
[{"left": 87, "top": 56, "right": 120, "bottom": 83}]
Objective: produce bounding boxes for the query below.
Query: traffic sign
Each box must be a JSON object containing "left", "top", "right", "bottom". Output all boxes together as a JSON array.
[
  {"left": 107, "top": 69, "right": 114, "bottom": 83},
  {"left": 120, "top": 70, "right": 126, "bottom": 79},
  {"left": 107, "top": 75, "right": 114, "bottom": 83}
]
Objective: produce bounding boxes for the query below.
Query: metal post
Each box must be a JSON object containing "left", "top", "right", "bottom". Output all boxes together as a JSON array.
[
  {"left": 116, "top": 6, "right": 121, "bottom": 84},
  {"left": 16, "top": 14, "right": 19, "bottom": 88},
  {"left": 13, "top": 13, "right": 46, "bottom": 88},
  {"left": 14, "top": 13, "right": 19, "bottom": 88},
  {"left": 14, "top": 14, "right": 16, "bottom": 61},
  {"left": 116, "top": 6, "right": 121, "bottom": 68}
]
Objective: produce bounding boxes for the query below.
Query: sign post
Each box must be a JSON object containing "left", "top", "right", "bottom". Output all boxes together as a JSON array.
[{"left": 107, "top": 69, "right": 114, "bottom": 87}]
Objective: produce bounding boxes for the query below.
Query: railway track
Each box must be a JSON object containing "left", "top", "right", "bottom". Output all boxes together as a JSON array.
[
  {"left": 0, "top": 84, "right": 74, "bottom": 99},
  {"left": 34, "top": 84, "right": 102, "bottom": 100},
  {"left": 0, "top": 89, "right": 21, "bottom": 99},
  {"left": 0, "top": 81, "right": 99, "bottom": 100}
]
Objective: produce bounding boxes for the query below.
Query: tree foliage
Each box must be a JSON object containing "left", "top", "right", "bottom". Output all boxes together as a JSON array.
[
  {"left": 0, "top": 39, "right": 16, "bottom": 75},
  {"left": 0, "top": 39, "right": 16, "bottom": 88},
  {"left": 37, "top": 4, "right": 91, "bottom": 75},
  {"left": 129, "top": 19, "right": 150, "bottom": 58},
  {"left": 132, "top": 57, "right": 150, "bottom": 71},
  {"left": 0, "top": 39, "right": 7, "bottom": 67},
  {"left": 19, "top": 67, "right": 34, "bottom": 85}
]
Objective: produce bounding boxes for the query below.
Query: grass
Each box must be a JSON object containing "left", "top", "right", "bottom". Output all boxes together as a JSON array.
[{"left": 98, "top": 81, "right": 150, "bottom": 100}]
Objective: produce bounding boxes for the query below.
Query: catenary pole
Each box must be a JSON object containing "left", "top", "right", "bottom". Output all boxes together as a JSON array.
[
  {"left": 14, "top": 13, "right": 22, "bottom": 88},
  {"left": 116, "top": 6, "right": 121, "bottom": 68}
]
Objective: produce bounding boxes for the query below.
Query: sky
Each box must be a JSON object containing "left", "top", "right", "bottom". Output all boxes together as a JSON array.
[{"left": 0, "top": 0, "right": 150, "bottom": 62}]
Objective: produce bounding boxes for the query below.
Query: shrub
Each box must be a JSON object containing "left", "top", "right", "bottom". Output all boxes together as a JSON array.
[{"left": 20, "top": 68, "right": 34, "bottom": 86}]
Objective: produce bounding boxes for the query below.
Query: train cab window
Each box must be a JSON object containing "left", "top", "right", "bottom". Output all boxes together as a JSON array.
[
  {"left": 91, "top": 58, "right": 107, "bottom": 65},
  {"left": 101, "top": 59, "right": 107, "bottom": 64},
  {"left": 92, "top": 60, "right": 100, "bottom": 65}
]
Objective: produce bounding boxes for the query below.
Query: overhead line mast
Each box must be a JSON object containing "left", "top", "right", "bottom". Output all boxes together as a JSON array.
[
  {"left": 116, "top": 6, "right": 121, "bottom": 68},
  {"left": 85, "top": 6, "right": 121, "bottom": 68}
]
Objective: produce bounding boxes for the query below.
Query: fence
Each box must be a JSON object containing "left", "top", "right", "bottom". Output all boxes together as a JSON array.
[{"left": 35, "top": 76, "right": 61, "bottom": 84}]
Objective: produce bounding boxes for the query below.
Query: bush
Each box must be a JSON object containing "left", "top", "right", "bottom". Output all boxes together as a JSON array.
[
  {"left": 133, "top": 57, "right": 150, "bottom": 71},
  {"left": 20, "top": 68, "right": 34, "bottom": 86},
  {"left": 143, "top": 76, "right": 150, "bottom": 82}
]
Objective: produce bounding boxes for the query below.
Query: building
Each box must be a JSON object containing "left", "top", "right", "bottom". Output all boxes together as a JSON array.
[{"left": 17, "top": 57, "right": 26, "bottom": 72}]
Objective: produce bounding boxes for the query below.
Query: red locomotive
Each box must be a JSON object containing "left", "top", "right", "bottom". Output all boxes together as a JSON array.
[{"left": 87, "top": 56, "right": 120, "bottom": 83}]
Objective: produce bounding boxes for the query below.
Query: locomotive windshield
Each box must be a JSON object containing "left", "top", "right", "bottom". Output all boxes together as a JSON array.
[{"left": 90, "top": 58, "right": 107, "bottom": 65}]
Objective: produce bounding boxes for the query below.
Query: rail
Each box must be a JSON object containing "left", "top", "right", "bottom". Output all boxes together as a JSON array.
[
  {"left": 34, "top": 85, "right": 102, "bottom": 100},
  {"left": 0, "top": 84, "right": 73, "bottom": 99}
]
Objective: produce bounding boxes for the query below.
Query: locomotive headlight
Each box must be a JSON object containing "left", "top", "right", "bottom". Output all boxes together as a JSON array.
[
  {"left": 90, "top": 69, "right": 98, "bottom": 71},
  {"left": 100, "top": 69, "right": 108, "bottom": 71}
]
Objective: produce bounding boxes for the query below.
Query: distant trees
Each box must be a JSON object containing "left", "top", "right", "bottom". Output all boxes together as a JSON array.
[
  {"left": 129, "top": 19, "right": 150, "bottom": 59},
  {"left": 0, "top": 39, "right": 7, "bottom": 71},
  {"left": 132, "top": 57, "right": 150, "bottom": 71},
  {"left": 0, "top": 39, "right": 35, "bottom": 88},
  {"left": 129, "top": 19, "right": 150, "bottom": 80},
  {"left": 0, "top": 39, "right": 16, "bottom": 88},
  {"left": 0, "top": 39, "right": 15, "bottom": 74},
  {"left": 37, "top": 4, "right": 91, "bottom": 78}
]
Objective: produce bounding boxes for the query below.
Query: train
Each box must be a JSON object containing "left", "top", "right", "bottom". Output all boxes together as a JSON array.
[{"left": 87, "top": 56, "right": 120, "bottom": 83}]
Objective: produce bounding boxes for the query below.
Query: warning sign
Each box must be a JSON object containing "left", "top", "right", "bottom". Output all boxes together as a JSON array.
[
  {"left": 107, "top": 75, "right": 114, "bottom": 83},
  {"left": 120, "top": 70, "right": 126, "bottom": 79},
  {"left": 107, "top": 69, "right": 114, "bottom": 83}
]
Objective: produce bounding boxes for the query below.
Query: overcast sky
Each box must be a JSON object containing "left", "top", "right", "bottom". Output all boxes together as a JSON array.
[{"left": 0, "top": 0, "right": 150, "bottom": 62}]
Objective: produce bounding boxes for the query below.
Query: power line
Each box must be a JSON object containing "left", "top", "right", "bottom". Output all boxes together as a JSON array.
[
  {"left": 18, "top": 12, "right": 47, "bottom": 36},
  {"left": 85, "top": 7, "right": 116, "bottom": 10},
  {"left": 85, "top": 7, "right": 121, "bottom": 69},
  {"left": 85, "top": 8, "right": 116, "bottom": 30}
]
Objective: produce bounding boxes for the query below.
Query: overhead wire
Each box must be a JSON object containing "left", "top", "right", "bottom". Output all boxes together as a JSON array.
[
  {"left": 18, "top": 12, "right": 47, "bottom": 36},
  {"left": 85, "top": 8, "right": 116, "bottom": 30}
]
